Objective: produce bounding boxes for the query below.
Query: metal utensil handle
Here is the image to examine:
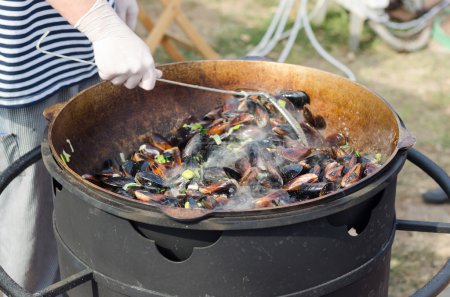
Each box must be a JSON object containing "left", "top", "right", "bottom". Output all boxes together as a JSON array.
[
  {"left": 36, "top": 31, "right": 309, "bottom": 145},
  {"left": 395, "top": 148, "right": 450, "bottom": 297}
]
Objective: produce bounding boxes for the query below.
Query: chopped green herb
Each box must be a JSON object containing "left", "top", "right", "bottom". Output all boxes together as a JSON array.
[
  {"left": 277, "top": 99, "right": 286, "bottom": 108},
  {"left": 62, "top": 149, "right": 71, "bottom": 163},
  {"left": 59, "top": 153, "right": 67, "bottom": 165},
  {"left": 231, "top": 124, "right": 241, "bottom": 131},
  {"left": 193, "top": 168, "right": 201, "bottom": 179},
  {"left": 122, "top": 183, "right": 139, "bottom": 190},
  {"left": 155, "top": 154, "right": 167, "bottom": 164},
  {"left": 211, "top": 134, "right": 222, "bottom": 145},
  {"left": 181, "top": 169, "right": 195, "bottom": 179},
  {"left": 201, "top": 128, "right": 209, "bottom": 134},
  {"left": 191, "top": 123, "right": 203, "bottom": 131},
  {"left": 355, "top": 150, "right": 361, "bottom": 157},
  {"left": 339, "top": 144, "right": 350, "bottom": 149},
  {"left": 375, "top": 153, "right": 382, "bottom": 163},
  {"left": 182, "top": 123, "right": 189, "bottom": 128}
]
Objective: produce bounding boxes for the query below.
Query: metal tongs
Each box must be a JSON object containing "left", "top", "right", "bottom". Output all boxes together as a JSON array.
[{"left": 36, "top": 31, "right": 308, "bottom": 146}]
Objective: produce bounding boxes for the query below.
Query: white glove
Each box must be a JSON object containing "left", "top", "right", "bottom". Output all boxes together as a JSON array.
[
  {"left": 75, "top": 0, "right": 162, "bottom": 90},
  {"left": 115, "top": 0, "right": 138, "bottom": 30}
]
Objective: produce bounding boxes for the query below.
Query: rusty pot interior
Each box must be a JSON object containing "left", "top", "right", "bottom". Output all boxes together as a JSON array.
[{"left": 47, "top": 60, "right": 410, "bottom": 218}]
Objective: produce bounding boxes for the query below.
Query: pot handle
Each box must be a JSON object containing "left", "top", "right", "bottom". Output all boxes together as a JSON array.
[
  {"left": 397, "top": 113, "right": 416, "bottom": 150},
  {"left": 43, "top": 102, "right": 67, "bottom": 122},
  {"left": 0, "top": 146, "right": 95, "bottom": 296},
  {"left": 396, "top": 148, "right": 450, "bottom": 297}
]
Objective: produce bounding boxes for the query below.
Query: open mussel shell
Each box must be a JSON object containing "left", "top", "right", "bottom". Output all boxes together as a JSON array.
[
  {"left": 135, "top": 171, "right": 166, "bottom": 188},
  {"left": 135, "top": 190, "right": 166, "bottom": 202},
  {"left": 102, "top": 176, "right": 136, "bottom": 188},
  {"left": 280, "top": 164, "right": 304, "bottom": 182},
  {"left": 199, "top": 180, "right": 238, "bottom": 195},
  {"left": 290, "top": 182, "right": 335, "bottom": 200}
]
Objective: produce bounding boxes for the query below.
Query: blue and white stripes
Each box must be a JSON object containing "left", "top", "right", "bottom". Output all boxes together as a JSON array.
[{"left": 0, "top": 0, "right": 113, "bottom": 107}]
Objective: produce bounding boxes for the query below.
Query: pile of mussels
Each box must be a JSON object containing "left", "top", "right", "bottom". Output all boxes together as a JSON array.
[{"left": 83, "top": 91, "right": 382, "bottom": 210}]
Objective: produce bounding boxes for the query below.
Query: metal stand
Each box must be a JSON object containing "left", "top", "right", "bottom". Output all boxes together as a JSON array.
[{"left": 0, "top": 148, "right": 449, "bottom": 296}]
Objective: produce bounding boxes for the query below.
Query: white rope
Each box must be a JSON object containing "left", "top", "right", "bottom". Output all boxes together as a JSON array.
[
  {"left": 257, "top": 0, "right": 295, "bottom": 57},
  {"left": 247, "top": 0, "right": 289, "bottom": 56},
  {"left": 301, "top": 0, "right": 356, "bottom": 81},
  {"left": 368, "top": 0, "right": 450, "bottom": 31},
  {"left": 278, "top": 0, "right": 304, "bottom": 62}
]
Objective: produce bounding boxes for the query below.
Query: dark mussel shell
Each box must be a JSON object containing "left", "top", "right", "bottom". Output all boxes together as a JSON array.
[
  {"left": 139, "top": 143, "right": 161, "bottom": 160},
  {"left": 254, "top": 190, "right": 290, "bottom": 208},
  {"left": 121, "top": 160, "right": 140, "bottom": 177},
  {"left": 230, "top": 113, "right": 254, "bottom": 126},
  {"left": 341, "top": 154, "right": 358, "bottom": 175},
  {"left": 278, "top": 90, "right": 310, "bottom": 109},
  {"left": 223, "top": 167, "right": 242, "bottom": 181},
  {"left": 81, "top": 174, "right": 100, "bottom": 184},
  {"left": 324, "top": 161, "right": 344, "bottom": 182},
  {"left": 362, "top": 162, "right": 378, "bottom": 177},
  {"left": 283, "top": 173, "right": 318, "bottom": 191},
  {"left": 206, "top": 121, "right": 230, "bottom": 136},
  {"left": 102, "top": 176, "right": 135, "bottom": 188},
  {"left": 165, "top": 147, "right": 182, "bottom": 166},
  {"left": 291, "top": 182, "right": 334, "bottom": 200},
  {"left": 203, "top": 167, "right": 228, "bottom": 183},
  {"left": 303, "top": 150, "right": 332, "bottom": 167},
  {"left": 272, "top": 124, "right": 297, "bottom": 139},
  {"left": 314, "top": 115, "right": 326, "bottom": 130},
  {"left": 235, "top": 157, "right": 251, "bottom": 175},
  {"left": 276, "top": 146, "right": 311, "bottom": 162},
  {"left": 302, "top": 105, "right": 316, "bottom": 127},
  {"left": 134, "top": 190, "right": 166, "bottom": 202},
  {"left": 300, "top": 122, "right": 325, "bottom": 147},
  {"left": 169, "top": 120, "right": 196, "bottom": 148},
  {"left": 182, "top": 133, "right": 203, "bottom": 161},
  {"left": 199, "top": 180, "right": 238, "bottom": 195},
  {"left": 150, "top": 133, "right": 172, "bottom": 151},
  {"left": 135, "top": 171, "right": 166, "bottom": 187},
  {"left": 254, "top": 103, "right": 270, "bottom": 128},
  {"left": 326, "top": 133, "right": 347, "bottom": 147},
  {"left": 202, "top": 107, "right": 222, "bottom": 121},
  {"left": 280, "top": 164, "right": 304, "bottom": 182},
  {"left": 239, "top": 167, "right": 259, "bottom": 186},
  {"left": 114, "top": 188, "right": 135, "bottom": 199},
  {"left": 223, "top": 96, "right": 240, "bottom": 113},
  {"left": 341, "top": 163, "right": 362, "bottom": 188}
]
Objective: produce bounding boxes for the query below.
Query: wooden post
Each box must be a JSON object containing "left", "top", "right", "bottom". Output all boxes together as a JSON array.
[{"left": 138, "top": 0, "right": 220, "bottom": 61}]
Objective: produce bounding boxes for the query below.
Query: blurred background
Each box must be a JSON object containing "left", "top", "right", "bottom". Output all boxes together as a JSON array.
[{"left": 136, "top": 1, "right": 450, "bottom": 296}]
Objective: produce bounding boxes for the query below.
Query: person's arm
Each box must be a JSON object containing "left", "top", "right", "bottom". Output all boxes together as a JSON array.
[
  {"left": 46, "top": 0, "right": 95, "bottom": 25},
  {"left": 46, "top": 0, "right": 161, "bottom": 90}
]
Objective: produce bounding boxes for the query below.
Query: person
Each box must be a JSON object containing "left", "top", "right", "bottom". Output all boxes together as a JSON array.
[{"left": 0, "top": 0, "right": 161, "bottom": 294}]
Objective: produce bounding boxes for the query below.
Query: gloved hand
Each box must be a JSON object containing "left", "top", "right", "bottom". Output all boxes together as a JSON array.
[
  {"left": 115, "top": 0, "right": 138, "bottom": 30},
  {"left": 75, "top": 0, "right": 161, "bottom": 90}
]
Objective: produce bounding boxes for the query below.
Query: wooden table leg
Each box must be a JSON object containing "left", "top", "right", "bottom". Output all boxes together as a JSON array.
[{"left": 138, "top": 8, "right": 185, "bottom": 61}]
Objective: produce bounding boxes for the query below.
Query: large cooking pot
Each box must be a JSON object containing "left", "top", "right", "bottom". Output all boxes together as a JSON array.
[
  {"left": 45, "top": 60, "right": 415, "bottom": 222},
  {"left": 3, "top": 60, "right": 450, "bottom": 297}
]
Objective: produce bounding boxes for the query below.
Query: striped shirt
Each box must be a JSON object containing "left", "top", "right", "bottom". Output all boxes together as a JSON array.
[{"left": 0, "top": 0, "right": 114, "bottom": 108}]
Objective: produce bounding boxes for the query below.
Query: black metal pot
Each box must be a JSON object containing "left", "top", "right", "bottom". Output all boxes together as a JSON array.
[{"left": 1, "top": 61, "right": 449, "bottom": 297}]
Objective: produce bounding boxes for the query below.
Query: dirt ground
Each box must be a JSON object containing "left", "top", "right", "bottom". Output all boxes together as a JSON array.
[{"left": 138, "top": 1, "right": 449, "bottom": 296}]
